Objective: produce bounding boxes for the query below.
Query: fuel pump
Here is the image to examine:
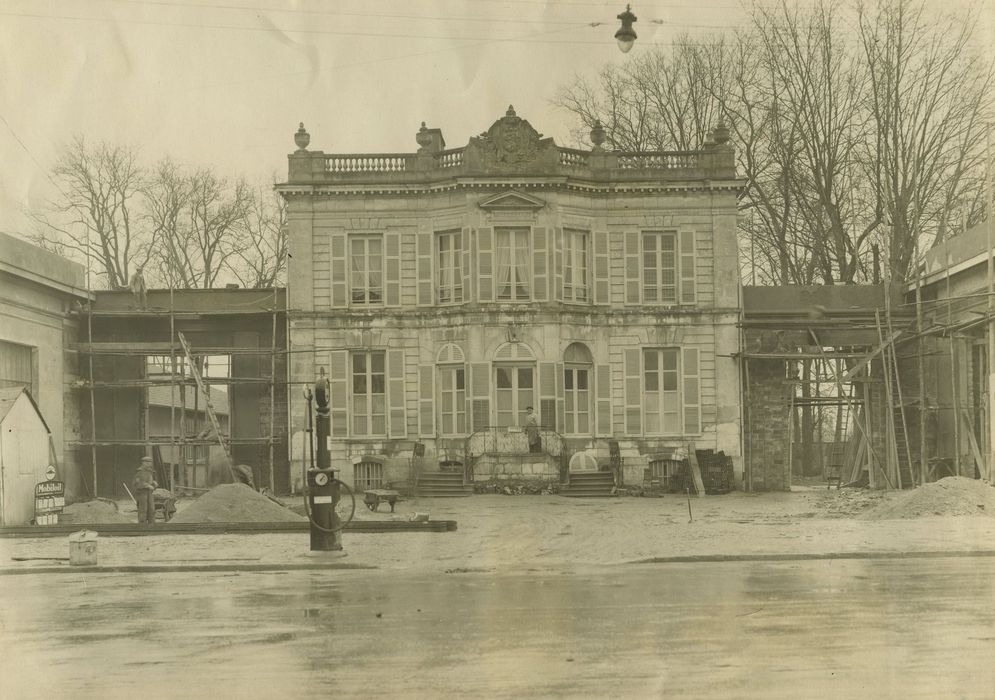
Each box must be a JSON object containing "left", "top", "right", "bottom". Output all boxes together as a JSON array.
[{"left": 303, "top": 377, "right": 355, "bottom": 552}]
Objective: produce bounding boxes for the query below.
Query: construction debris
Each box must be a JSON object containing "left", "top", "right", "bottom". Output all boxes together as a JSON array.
[
  {"left": 169, "top": 483, "right": 306, "bottom": 523},
  {"left": 59, "top": 499, "right": 132, "bottom": 524},
  {"left": 859, "top": 477, "right": 995, "bottom": 520}
]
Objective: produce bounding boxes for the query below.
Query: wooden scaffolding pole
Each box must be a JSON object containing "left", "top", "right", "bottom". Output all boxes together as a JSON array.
[{"left": 268, "top": 289, "right": 277, "bottom": 492}]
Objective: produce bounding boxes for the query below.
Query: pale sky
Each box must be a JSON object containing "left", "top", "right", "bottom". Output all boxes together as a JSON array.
[{"left": 0, "top": 0, "right": 750, "bottom": 236}]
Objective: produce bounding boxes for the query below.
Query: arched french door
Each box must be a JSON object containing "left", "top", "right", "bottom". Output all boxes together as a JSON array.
[
  {"left": 493, "top": 342, "right": 536, "bottom": 428},
  {"left": 563, "top": 342, "right": 593, "bottom": 435}
]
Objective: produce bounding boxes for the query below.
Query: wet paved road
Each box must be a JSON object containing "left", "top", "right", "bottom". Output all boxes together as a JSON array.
[{"left": 1, "top": 556, "right": 994, "bottom": 699}]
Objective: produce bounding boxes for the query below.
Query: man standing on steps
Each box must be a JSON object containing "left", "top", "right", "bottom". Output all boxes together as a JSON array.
[
  {"left": 132, "top": 456, "right": 157, "bottom": 525},
  {"left": 524, "top": 406, "right": 541, "bottom": 454}
]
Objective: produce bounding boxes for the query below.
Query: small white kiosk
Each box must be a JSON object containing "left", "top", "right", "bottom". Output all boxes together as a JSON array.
[{"left": 0, "top": 387, "right": 56, "bottom": 526}]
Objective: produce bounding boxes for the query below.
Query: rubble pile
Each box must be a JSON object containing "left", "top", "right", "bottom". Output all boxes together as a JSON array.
[
  {"left": 860, "top": 477, "right": 995, "bottom": 520},
  {"left": 473, "top": 480, "right": 558, "bottom": 496},
  {"left": 60, "top": 499, "right": 131, "bottom": 524},
  {"left": 816, "top": 489, "right": 892, "bottom": 518},
  {"left": 170, "top": 483, "right": 306, "bottom": 523}
]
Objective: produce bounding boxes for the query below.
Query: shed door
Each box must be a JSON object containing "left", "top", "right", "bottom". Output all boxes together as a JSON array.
[{"left": 1, "top": 420, "right": 50, "bottom": 526}]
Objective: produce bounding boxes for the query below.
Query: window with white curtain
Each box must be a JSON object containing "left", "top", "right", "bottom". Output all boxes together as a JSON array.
[
  {"left": 495, "top": 228, "right": 530, "bottom": 301},
  {"left": 563, "top": 229, "right": 589, "bottom": 303},
  {"left": 350, "top": 236, "right": 383, "bottom": 305},
  {"left": 437, "top": 230, "right": 463, "bottom": 304}
]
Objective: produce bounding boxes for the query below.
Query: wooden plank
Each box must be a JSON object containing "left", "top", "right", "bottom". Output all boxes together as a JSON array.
[
  {"left": 960, "top": 410, "right": 985, "bottom": 477},
  {"left": 686, "top": 442, "right": 706, "bottom": 498}
]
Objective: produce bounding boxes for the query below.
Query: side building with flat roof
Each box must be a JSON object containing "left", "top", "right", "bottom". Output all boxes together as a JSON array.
[{"left": 0, "top": 232, "right": 90, "bottom": 500}]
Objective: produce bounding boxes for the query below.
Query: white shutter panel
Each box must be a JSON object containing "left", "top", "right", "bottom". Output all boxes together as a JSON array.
[
  {"left": 624, "top": 231, "right": 640, "bottom": 304},
  {"left": 461, "top": 226, "right": 472, "bottom": 304},
  {"left": 595, "top": 363, "right": 611, "bottom": 436},
  {"left": 682, "top": 347, "right": 701, "bottom": 434},
  {"left": 555, "top": 361, "right": 564, "bottom": 433},
  {"left": 387, "top": 349, "right": 406, "bottom": 438},
  {"left": 533, "top": 227, "right": 548, "bottom": 301},
  {"left": 469, "top": 362, "right": 490, "bottom": 431},
  {"left": 680, "top": 229, "right": 696, "bottom": 304},
  {"left": 539, "top": 361, "right": 556, "bottom": 430},
  {"left": 385, "top": 231, "right": 401, "bottom": 307},
  {"left": 330, "top": 233, "right": 347, "bottom": 308},
  {"left": 624, "top": 348, "right": 642, "bottom": 434},
  {"left": 594, "top": 230, "right": 609, "bottom": 305},
  {"left": 328, "top": 350, "right": 348, "bottom": 437},
  {"left": 553, "top": 227, "right": 563, "bottom": 302},
  {"left": 477, "top": 228, "right": 493, "bottom": 302},
  {"left": 418, "top": 364, "right": 435, "bottom": 437},
  {"left": 416, "top": 231, "right": 433, "bottom": 306}
]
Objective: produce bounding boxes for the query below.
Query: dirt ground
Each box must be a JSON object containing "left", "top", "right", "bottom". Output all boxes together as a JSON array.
[{"left": 5, "top": 485, "right": 995, "bottom": 573}]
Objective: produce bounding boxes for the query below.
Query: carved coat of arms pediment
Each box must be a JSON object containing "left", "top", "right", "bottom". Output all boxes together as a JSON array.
[{"left": 464, "top": 106, "right": 558, "bottom": 173}]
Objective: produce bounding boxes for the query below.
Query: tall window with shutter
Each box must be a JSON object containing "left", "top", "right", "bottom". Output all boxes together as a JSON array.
[
  {"left": 351, "top": 350, "right": 386, "bottom": 436},
  {"left": 437, "top": 230, "right": 464, "bottom": 304},
  {"left": 563, "top": 229, "right": 590, "bottom": 303},
  {"left": 626, "top": 347, "right": 702, "bottom": 436},
  {"left": 563, "top": 343, "right": 593, "bottom": 435},
  {"left": 640, "top": 230, "right": 696, "bottom": 305},
  {"left": 495, "top": 227, "right": 531, "bottom": 301},
  {"left": 350, "top": 236, "right": 383, "bottom": 305}
]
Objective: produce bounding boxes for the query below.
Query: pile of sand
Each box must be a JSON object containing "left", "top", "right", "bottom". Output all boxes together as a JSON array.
[
  {"left": 170, "top": 483, "right": 306, "bottom": 523},
  {"left": 60, "top": 499, "right": 131, "bottom": 524},
  {"left": 860, "top": 477, "right": 995, "bottom": 520}
]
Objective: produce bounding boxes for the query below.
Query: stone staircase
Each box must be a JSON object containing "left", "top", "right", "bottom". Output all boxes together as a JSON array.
[
  {"left": 560, "top": 471, "right": 615, "bottom": 498},
  {"left": 416, "top": 471, "right": 473, "bottom": 497}
]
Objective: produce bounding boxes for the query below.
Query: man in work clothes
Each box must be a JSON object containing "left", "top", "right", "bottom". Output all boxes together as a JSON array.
[
  {"left": 524, "top": 406, "right": 542, "bottom": 453},
  {"left": 133, "top": 456, "right": 157, "bottom": 525}
]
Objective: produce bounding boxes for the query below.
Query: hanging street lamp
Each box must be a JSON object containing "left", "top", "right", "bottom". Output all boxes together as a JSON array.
[{"left": 615, "top": 5, "right": 638, "bottom": 53}]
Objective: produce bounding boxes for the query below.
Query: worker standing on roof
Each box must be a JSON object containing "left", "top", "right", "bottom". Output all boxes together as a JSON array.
[{"left": 132, "top": 456, "right": 157, "bottom": 525}]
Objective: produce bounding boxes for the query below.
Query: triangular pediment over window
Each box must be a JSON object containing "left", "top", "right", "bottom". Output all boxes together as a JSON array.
[{"left": 477, "top": 191, "right": 546, "bottom": 212}]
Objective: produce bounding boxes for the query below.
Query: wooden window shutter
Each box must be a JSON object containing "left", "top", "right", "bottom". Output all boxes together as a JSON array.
[
  {"left": 416, "top": 231, "right": 433, "bottom": 306},
  {"left": 476, "top": 228, "right": 493, "bottom": 302},
  {"left": 624, "top": 231, "right": 641, "bottom": 304},
  {"left": 330, "top": 233, "right": 347, "bottom": 308},
  {"left": 461, "top": 226, "right": 472, "bottom": 304},
  {"left": 533, "top": 227, "right": 548, "bottom": 301},
  {"left": 624, "top": 348, "right": 642, "bottom": 434},
  {"left": 595, "top": 363, "right": 611, "bottom": 436},
  {"left": 328, "top": 350, "right": 349, "bottom": 437},
  {"left": 593, "top": 230, "right": 610, "bottom": 305},
  {"left": 387, "top": 349, "right": 406, "bottom": 438},
  {"left": 469, "top": 362, "right": 491, "bottom": 431},
  {"left": 552, "top": 227, "right": 563, "bottom": 302},
  {"left": 682, "top": 347, "right": 701, "bottom": 434},
  {"left": 538, "top": 361, "right": 556, "bottom": 430},
  {"left": 385, "top": 231, "right": 401, "bottom": 307},
  {"left": 418, "top": 364, "right": 435, "bottom": 437},
  {"left": 680, "top": 229, "right": 696, "bottom": 304},
  {"left": 555, "top": 361, "right": 565, "bottom": 433}
]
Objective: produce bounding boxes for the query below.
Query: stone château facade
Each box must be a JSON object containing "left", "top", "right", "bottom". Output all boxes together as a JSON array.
[{"left": 278, "top": 107, "right": 744, "bottom": 491}]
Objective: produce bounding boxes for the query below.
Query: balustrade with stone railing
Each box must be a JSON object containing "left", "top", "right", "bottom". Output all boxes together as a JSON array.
[{"left": 324, "top": 154, "right": 410, "bottom": 173}]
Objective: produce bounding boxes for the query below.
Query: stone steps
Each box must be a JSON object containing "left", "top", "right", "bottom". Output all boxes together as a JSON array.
[
  {"left": 560, "top": 471, "right": 615, "bottom": 498},
  {"left": 417, "top": 471, "right": 473, "bottom": 498}
]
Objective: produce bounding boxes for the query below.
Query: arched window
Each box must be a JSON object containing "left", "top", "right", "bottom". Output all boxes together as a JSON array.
[
  {"left": 564, "top": 342, "right": 593, "bottom": 435},
  {"left": 493, "top": 342, "right": 536, "bottom": 428},
  {"left": 436, "top": 344, "right": 466, "bottom": 435}
]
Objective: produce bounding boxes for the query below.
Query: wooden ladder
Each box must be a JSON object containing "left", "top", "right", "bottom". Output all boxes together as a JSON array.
[{"left": 176, "top": 331, "right": 237, "bottom": 482}]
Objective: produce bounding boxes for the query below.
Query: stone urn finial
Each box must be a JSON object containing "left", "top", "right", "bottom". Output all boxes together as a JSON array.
[
  {"left": 506, "top": 105, "right": 517, "bottom": 118},
  {"left": 294, "top": 122, "right": 310, "bottom": 152},
  {"left": 590, "top": 120, "right": 607, "bottom": 150},
  {"left": 416, "top": 121, "right": 433, "bottom": 151},
  {"left": 713, "top": 119, "right": 730, "bottom": 145}
]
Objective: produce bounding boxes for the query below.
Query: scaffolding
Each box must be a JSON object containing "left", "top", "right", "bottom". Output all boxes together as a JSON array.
[{"left": 71, "top": 288, "right": 287, "bottom": 496}]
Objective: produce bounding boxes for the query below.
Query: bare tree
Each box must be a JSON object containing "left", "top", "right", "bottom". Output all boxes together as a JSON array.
[
  {"left": 31, "top": 137, "right": 151, "bottom": 289},
  {"left": 229, "top": 186, "right": 288, "bottom": 289},
  {"left": 858, "top": 0, "right": 993, "bottom": 280}
]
